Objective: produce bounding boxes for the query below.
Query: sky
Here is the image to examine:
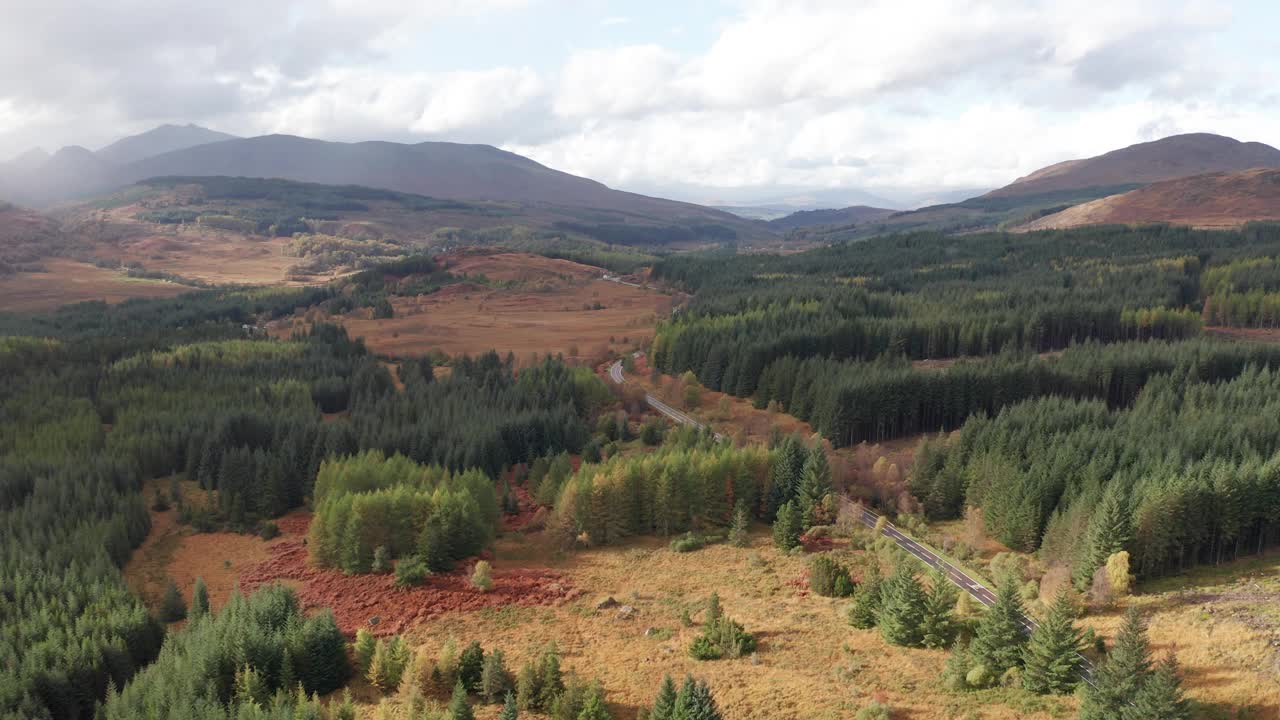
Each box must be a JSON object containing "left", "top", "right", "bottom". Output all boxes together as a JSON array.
[{"left": 1, "top": 0, "right": 1278, "bottom": 207}]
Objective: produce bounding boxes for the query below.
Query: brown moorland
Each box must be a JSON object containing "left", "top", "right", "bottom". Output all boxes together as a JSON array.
[
  {"left": 1018, "top": 168, "right": 1280, "bottom": 231},
  {"left": 0, "top": 257, "right": 192, "bottom": 312},
  {"left": 272, "top": 251, "right": 675, "bottom": 361}
]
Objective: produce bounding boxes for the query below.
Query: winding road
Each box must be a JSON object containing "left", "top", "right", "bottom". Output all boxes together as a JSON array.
[{"left": 608, "top": 356, "right": 1095, "bottom": 685}]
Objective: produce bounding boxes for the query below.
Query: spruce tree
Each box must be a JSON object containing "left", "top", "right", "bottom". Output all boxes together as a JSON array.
[
  {"left": 919, "top": 570, "right": 958, "bottom": 649},
  {"left": 672, "top": 675, "right": 722, "bottom": 720},
  {"left": 847, "top": 564, "right": 883, "bottom": 629},
  {"left": 1074, "top": 482, "right": 1130, "bottom": 588},
  {"left": 796, "top": 444, "right": 831, "bottom": 525},
  {"left": 458, "top": 641, "right": 485, "bottom": 692},
  {"left": 189, "top": 576, "right": 210, "bottom": 619},
  {"left": 772, "top": 501, "right": 802, "bottom": 550},
  {"left": 1124, "top": 653, "right": 1191, "bottom": 720},
  {"left": 481, "top": 649, "right": 512, "bottom": 703},
  {"left": 877, "top": 565, "right": 926, "bottom": 647},
  {"left": 1021, "top": 587, "right": 1085, "bottom": 694},
  {"left": 499, "top": 691, "right": 519, "bottom": 720},
  {"left": 968, "top": 580, "right": 1028, "bottom": 679},
  {"left": 449, "top": 680, "right": 475, "bottom": 720},
  {"left": 159, "top": 578, "right": 186, "bottom": 622},
  {"left": 300, "top": 610, "right": 350, "bottom": 695},
  {"left": 1081, "top": 607, "right": 1153, "bottom": 720},
  {"left": 728, "top": 501, "right": 750, "bottom": 548},
  {"left": 651, "top": 674, "right": 677, "bottom": 720},
  {"left": 577, "top": 683, "right": 610, "bottom": 720}
]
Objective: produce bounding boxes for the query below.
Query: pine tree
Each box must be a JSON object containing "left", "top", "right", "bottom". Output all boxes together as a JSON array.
[
  {"left": 159, "top": 578, "right": 186, "bottom": 622},
  {"left": 968, "top": 580, "right": 1028, "bottom": 679},
  {"left": 772, "top": 501, "right": 802, "bottom": 550},
  {"left": 1081, "top": 607, "right": 1153, "bottom": 720},
  {"left": 1022, "top": 587, "right": 1085, "bottom": 694},
  {"left": 449, "top": 680, "right": 475, "bottom": 720},
  {"left": 516, "top": 661, "right": 539, "bottom": 711},
  {"left": 877, "top": 565, "right": 926, "bottom": 646},
  {"left": 650, "top": 674, "right": 677, "bottom": 720},
  {"left": 919, "top": 570, "right": 958, "bottom": 649},
  {"left": 1124, "top": 653, "right": 1191, "bottom": 720},
  {"left": 481, "top": 649, "right": 513, "bottom": 703},
  {"left": 189, "top": 576, "right": 210, "bottom": 619},
  {"left": 499, "top": 691, "right": 519, "bottom": 720},
  {"left": 847, "top": 564, "right": 883, "bottom": 629}
]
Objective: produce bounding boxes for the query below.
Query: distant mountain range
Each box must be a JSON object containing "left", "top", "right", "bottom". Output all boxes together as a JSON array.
[
  {"left": 4, "top": 127, "right": 1279, "bottom": 250},
  {"left": 0, "top": 125, "right": 760, "bottom": 244}
]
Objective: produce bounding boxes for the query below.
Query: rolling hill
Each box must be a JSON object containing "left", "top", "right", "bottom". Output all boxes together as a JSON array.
[
  {"left": 767, "top": 205, "right": 896, "bottom": 231},
  {"left": 1017, "top": 168, "right": 1280, "bottom": 231},
  {"left": 988, "top": 133, "right": 1280, "bottom": 198}
]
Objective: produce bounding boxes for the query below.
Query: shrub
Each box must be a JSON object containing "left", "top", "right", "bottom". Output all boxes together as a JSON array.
[
  {"left": 471, "top": 560, "right": 493, "bottom": 592},
  {"left": 670, "top": 532, "right": 707, "bottom": 553},
  {"left": 855, "top": 700, "right": 892, "bottom": 720},
  {"left": 965, "top": 664, "right": 993, "bottom": 688},
  {"left": 689, "top": 614, "right": 756, "bottom": 661},
  {"left": 258, "top": 520, "right": 280, "bottom": 540},
  {"left": 395, "top": 555, "right": 432, "bottom": 588},
  {"left": 809, "top": 554, "right": 856, "bottom": 598},
  {"left": 151, "top": 489, "right": 170, "bottom": 512}
]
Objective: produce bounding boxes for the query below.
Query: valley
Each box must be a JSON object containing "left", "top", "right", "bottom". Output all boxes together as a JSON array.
[{"left": 8, "top": 119, "right": 1280, "bottom": 720}]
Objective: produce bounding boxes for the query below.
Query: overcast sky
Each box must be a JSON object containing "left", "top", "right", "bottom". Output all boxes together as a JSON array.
[{"left": 2, "top": 0, "right": 1277, "bottom": 206}]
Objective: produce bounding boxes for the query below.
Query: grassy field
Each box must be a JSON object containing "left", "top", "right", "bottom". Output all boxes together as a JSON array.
[{"left": 0, "top": 258, "right": 192, "bottom": 311}]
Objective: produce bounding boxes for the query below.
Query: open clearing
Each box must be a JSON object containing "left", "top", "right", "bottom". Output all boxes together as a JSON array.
[
  {"left": 0, "top": 258, "right": 192, "bottom": 312},
  {"left": 275, "top": 251, "right": 674, "bottom": 361}
]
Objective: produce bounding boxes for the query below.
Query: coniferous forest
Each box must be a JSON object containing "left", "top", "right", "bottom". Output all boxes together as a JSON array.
[
  {"left": 4, "top": 224, "right": 1280, "bottom": 718},
  {"left": 0, "top": 283, "right": 607, "bottom": 719}
]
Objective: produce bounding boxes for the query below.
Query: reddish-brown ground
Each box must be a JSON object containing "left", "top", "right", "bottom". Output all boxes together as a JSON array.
[
  {"left": 1020, "top": 167, "right": 1280, "bottom": 231},
  {"left": 0, "top": 258, "right": 192, "bottom": 312}
]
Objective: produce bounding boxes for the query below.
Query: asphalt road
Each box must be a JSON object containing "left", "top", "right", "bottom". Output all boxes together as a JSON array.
[{"left": 609, "top": 355, "right": 1095, "bottom": 684}]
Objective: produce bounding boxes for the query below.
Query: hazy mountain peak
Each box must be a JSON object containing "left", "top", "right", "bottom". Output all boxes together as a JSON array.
[{"left": 96, "top": 123, "right": 239, "bottom": 165}]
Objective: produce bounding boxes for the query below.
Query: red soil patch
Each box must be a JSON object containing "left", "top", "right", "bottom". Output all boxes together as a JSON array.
[{"left": 239, "top": 513, "right": 579, "bottom": 636}]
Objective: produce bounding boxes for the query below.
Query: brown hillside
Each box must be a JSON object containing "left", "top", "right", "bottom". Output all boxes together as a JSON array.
[
  {"left": 990, "top": 133, "right": 1280, "bottom": 198},
  {"left": 1017, "top": 168, "right": 1280, "bottom": 231}
]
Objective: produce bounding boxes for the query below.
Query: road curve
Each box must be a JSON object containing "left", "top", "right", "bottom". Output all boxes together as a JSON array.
[
  {"left": 609, "top": 357, "right": 1094, "bottom": 685},
  {"left": 607, "top": 359, "right": 723, "bottom": 441}
]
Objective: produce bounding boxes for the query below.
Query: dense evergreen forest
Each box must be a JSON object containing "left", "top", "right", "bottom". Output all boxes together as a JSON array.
[
  {"left": 649, "top": 223, "right": 1280, "bottom": 583},
  {"left": 0, "top": 284, "right": 608, "bottom": 719}
]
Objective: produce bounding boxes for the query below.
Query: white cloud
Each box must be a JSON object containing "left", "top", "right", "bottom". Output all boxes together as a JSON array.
[{"left": 1, "top": 0, "right": 1276, "bottom": 202}]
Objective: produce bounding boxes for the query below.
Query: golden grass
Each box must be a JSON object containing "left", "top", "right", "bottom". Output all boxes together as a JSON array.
[{"left": 363, "top": 532, "right": 1074, "bottom": 720}]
